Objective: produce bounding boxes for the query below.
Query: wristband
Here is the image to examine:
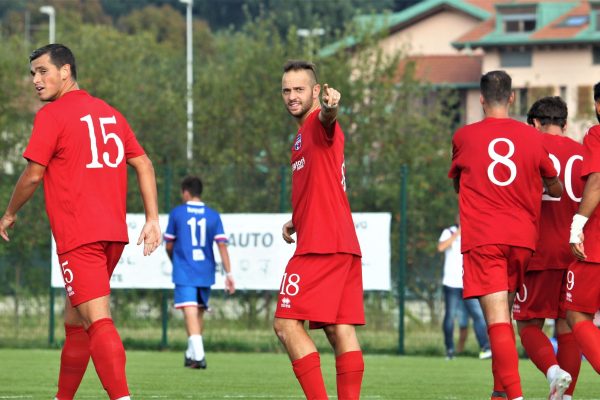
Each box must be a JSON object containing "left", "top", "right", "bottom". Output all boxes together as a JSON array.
[
  {"left": 226, "top": 272, "right": 233, "bottom": 278},
  {"left": 569, "top": 214, "right": 588, "bottom": 243},
  {"left": 321, "top": 102, "right": 338, "bottom": 110}
]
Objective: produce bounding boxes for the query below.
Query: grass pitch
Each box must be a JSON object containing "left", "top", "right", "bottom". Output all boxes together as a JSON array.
[{"left": 0, "top": 349, "right": 598, "bottom": 399}]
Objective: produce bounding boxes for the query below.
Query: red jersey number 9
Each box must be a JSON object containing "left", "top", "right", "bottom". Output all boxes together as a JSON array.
[{"left": 81, "top": 114, "right": 125, "bottom": 169}]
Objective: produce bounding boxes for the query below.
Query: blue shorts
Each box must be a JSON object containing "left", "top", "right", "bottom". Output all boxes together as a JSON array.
[{"left": 174, "top": 285, "right": 211, "bottom": 309}]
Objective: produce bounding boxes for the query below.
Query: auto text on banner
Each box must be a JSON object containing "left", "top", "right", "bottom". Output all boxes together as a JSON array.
[{"left": 51, "top": 213, "right": 391, "bottom": 291}]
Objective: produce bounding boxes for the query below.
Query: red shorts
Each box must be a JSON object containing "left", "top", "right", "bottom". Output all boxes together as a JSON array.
[
  {"left": 274, "top": 253, "right": 365, "bottom": 329},
  {"left": 57, "top": 241, "right": 125, "bottom": 307},
  {"left": 565, "top": 260, "right": 600, "bottom": 314},
  {"left": 513, "top": 269, "right": 567, "bottom": 321},
  {"left": 463, "top": 245, "right": 532, "bottom": 299}
]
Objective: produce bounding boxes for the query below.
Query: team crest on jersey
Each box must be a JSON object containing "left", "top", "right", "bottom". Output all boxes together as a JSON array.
[{"left": 294, "top": 133, "right": 302, "bottom": 151}]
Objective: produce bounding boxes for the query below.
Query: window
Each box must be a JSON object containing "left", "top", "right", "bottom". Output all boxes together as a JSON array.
[
  {"left": 557, "top": 15, "right": 589, "bottom": 27},
  {"left": 577, "top": 86, "right": 594, "bottom": 118},
  {"left": 510, "top": 88, "right": 529, "bottom": 118},
  {"left": 560, "top": 86, "right": 567, "bottom": 101},
  {"left": 500, "top": 49, "right": 532, "bottom": 68},
  {"left": 594, "top": 46, "right": 600, "bottom": 64},
  {"left": 500, "top": 6, "right": 537, "bottom": 33}
]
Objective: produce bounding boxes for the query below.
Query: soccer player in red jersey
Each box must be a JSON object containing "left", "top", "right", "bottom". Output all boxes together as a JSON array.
[
  {"left": 449, "top": 70, "right": 562, "bottom": 400},
  {"left": 274, "top": 60, "right": 364, "bottom": 400},
  {"left": 513, "top": 97, "right": 583, "bottom": 400},
  {"left": 0, "top": 44, "right": 161, "bottom": 400},
  {"left": 568, "top": 81, "right": 600, "bottom": 377}
]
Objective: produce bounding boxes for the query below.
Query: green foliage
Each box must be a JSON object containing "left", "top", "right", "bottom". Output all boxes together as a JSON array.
[{"left": 0, "top": 4, "right": 458, "bottom": 329}]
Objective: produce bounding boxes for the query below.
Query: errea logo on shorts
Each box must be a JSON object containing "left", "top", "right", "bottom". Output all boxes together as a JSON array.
[
  {"left": 66, "top": 285, "right": 75, "bottom": 297},
  {"left": 281, "top": 297, "right": 291, "bottom": 309},
  {"left": 566, "top": 292, "right": 573, "bottom": 303}
]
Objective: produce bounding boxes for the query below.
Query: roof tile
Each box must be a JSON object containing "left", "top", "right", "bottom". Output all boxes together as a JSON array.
[{"left": 396, "top": 55, "right": 483, "bottom": 85}]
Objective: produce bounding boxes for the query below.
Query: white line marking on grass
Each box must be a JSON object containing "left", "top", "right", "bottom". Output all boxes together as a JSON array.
[{"left": 0, "top": 397, "right": 34, "bottom": 399}]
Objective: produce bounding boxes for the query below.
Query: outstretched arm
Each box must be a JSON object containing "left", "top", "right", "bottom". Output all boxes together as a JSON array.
[
  {"left": 127, "top": 154, "right": 161, "bottom": 255},
  {"left": 318, "top": 84, "right": 340, "bottom": 136},
  {"left": 0, "top": 161, "right": 45, "bottom": 241}
]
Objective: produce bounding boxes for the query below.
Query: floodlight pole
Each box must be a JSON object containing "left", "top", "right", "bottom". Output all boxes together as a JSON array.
[
  {"left": 181, "top": 0, "right": 194, "bottom": 163},
  {"left": 40, "top": 5, "right": 55, "bottom": 44}
]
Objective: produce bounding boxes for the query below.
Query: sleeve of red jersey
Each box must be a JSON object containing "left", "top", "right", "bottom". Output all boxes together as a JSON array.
[
  {"left": 581, "top": 126, "right": 600, "bottom": 177},
  {"left": 447, "top": 131, "right": 461, "bottom": 178},
  {"left": 538, "top": 143, "right": 558, "bottom": 178},
  {"left": 22, "top": 107, "right": 60, "bottom": 166},
  {"left": 117, "top": 111, "right": 146, "bottom": 159},
  {"left": 313, "top": 108, "right": 339, "bottom": 146}
]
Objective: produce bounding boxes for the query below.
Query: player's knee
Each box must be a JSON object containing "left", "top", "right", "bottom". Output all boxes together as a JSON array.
[{"left": 273, "top": 318, "right": 288, "bottom": 341}]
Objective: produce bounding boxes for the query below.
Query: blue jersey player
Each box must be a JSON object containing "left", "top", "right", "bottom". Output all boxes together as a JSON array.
[{"left": 164, "top": 176, "right": 235, "bottom": 369}]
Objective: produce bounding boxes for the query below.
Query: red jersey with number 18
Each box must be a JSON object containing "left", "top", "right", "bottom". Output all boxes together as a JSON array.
[
  {"left": 528, "top": 134, "right": 583, "bottom": 271},
  {"left": 290, "top": 108, "right": 361, "bottom": 256},
  {"left": 23, "top": 90, "right": 145, "bottom": 255},
  {"left": 448, "top": 117, "right": 557, "bottom": 253}
]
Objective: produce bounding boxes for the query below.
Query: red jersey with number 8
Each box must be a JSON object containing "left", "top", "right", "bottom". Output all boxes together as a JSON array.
[
  {"left": 23, "top": 90, "right": 145, "bottom": 254},
  {"left": 290, "top": 108, "right": 361, "bottom": 256},
  {"left": 528, "top": 134, "right": 583, "bottom": 271},
  {"left": 449, "top": 117, "right": 557, "bottom": 253}
]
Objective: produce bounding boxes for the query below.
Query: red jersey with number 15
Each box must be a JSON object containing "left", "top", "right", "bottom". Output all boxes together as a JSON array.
[
  {"left": 528, "top": 134, "right": 583, "bottom": 271},
  {"left": 449, "top": 117, "right": 557, "bottom": 253},
  {"left": 290, "top": 108, "right": 361, "bottom": 256},
  {"left": 23, "top": 90, "right": 145, "bottom": 255}
]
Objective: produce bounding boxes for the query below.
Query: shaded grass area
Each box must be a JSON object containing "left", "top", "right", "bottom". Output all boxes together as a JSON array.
[
  {"left": 0, "top": 349, "right": 598, "bottom": 399},
  {"left": 0, "top": 313, "right": 442, "bottom": 356}
]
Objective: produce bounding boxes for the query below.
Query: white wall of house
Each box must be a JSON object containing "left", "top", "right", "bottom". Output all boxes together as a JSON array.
[
  {"left": 379, "top": 10, "right": 482, "bottom": 57},
  {"left": 465, "top": 89, "right": 484, "bottom": 124},
  {"left": 482, "top": 47, "right": 600, "bottom": 140}
]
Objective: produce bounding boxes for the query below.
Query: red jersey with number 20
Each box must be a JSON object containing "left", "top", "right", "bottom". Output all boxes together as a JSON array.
[
  {"left": 23, "top": 90, "right": 145, "bottom": 255},
  {"left": 528, "top": 134, "right": 583, "bottom": 271},
  {"left": 449, "top": 117, "right": 557, "bottom": 253},
  {"left": 579, "top": 125, "right": 600, "bottom": 263},
  {"left": 290, "top": 108, "right": 361, "bottom": 256}
]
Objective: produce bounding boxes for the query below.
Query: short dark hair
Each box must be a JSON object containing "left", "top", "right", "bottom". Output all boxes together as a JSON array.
[
  {"left": 283, "top": 60, "right": 318, "bottom": 84},
  {"left": 181, "top": 176, "right": 203, "bottom": 197},
  {"left": 594, "top": 82, "right": 600, "bottom": 102},
  {"left": 29, "top": 44, "right": 77, "bottom": 80},
  {"left": 480, "top": 70, "right": 512, "bottom": 105},
  {"left": 526, "top": 96, "right": 568, "bottom": 129}
]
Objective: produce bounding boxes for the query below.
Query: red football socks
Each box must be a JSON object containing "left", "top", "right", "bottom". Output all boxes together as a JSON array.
[
  {"left": 572, "top": 320, "right": 600, "bottom": 374},
  {"left": 519, "top": 325, "right": 557, "bottom": 375},
  {"left": 87, "top": 318, "right": 129, "bottom": 400},
  {"left": 492, "top": 354, "right": 505, "bottom": 393},
  {"left": 488, "top": 323, "right": 522, "bottom": 399},
  {"left": 292, "top": 352, "right": 328, "bottom": 400},
  {"left": 335, "top": 351, "right": 364, "bottom": 400},
  {"left": 56, "top": 324, "right": 91, "bottom": 400},
  {"left": 557, "top": 332, "right": 581, "bottom": 395}
]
